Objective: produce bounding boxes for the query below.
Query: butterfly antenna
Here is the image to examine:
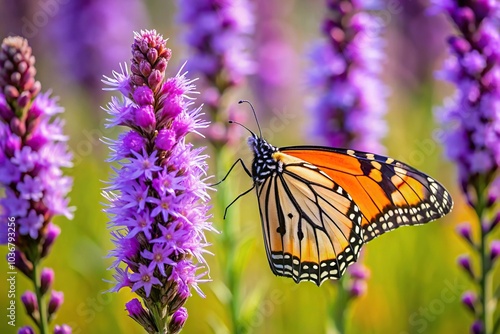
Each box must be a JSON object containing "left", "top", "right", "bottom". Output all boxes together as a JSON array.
[
  {"left": 238, "top": 100, "right": 262, "bottom": 138},
  {"left": 228, "top": 120, "right": 255, "bottom": 137}
]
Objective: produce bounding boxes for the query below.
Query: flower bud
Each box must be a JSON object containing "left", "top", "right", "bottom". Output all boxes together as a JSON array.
[
  {"left": 471, "top": 320, "right": 483, "bottom": 334},
  {"left": 457, "top": 254, "right": 475, "bottom": 279},
  {"left": 125, "top": 299, "right": 156, "bottom": 332},
  {"left": 168, "top": 307, "right": 188, "bottom": 334},
  {"left": 456, "top": 222, "right": 473, "bottom": 244},
  {"left": 21, "top": 291, "right": 38, "bottom": 315},
  {"left": 461, "top": 291, "right": 476, "bottom": 313},
  {"left": 53, "top": 324, "right": 72, "bottom": 334},
  {"left": 490, "top": 240, "right": 500, "bottom": 262},
  {"left": 18, "top": 326, "right": 35, "bottom": 334},
  {"left": 41, "top": 223, "right": 61, "bottom": 258},
  {"left": 48, "top": 290, "right": 64, "bottom": 316},
  {"left": 40, "top": 267, "right": 55, "bottom": 295}
]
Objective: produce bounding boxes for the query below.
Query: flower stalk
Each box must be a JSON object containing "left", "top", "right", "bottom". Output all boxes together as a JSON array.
[
  {"left": 0, "top": 36, "right": 73, "bottom": 334},
  {"left": 308, "top": 0, "right": 387, "bottom": 331},
  {"left": 102, "top": 30, "right": 213, "bottom": 333},
  {"left": 177, "top": 1, "right": 255, "bottom": 332},
  {"left": 433, "top": 0, "right": 500, "bottom": 332}
]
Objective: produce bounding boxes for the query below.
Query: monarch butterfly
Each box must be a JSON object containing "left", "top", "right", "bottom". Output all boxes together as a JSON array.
[{"left": 222, "top": 101, "right": 453, "bottom": 286}]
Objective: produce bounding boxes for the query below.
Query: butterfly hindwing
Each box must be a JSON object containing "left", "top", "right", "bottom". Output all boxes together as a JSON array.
[
  {"left": 256, "top": 152, "right": 364, "bottom": 285},
  {"left": 280, "top": 147, "right": 453, "bottom": 242}
]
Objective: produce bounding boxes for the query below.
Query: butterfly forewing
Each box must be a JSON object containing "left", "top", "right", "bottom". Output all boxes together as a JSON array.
[
  {"left": 256, "top": 151, "right": 364, "bottom": 285},
  {"left": 280, "top": 147, "right": 453, "bottom": 242}
]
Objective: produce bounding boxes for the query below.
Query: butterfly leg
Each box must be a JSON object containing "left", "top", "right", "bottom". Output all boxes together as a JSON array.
[
  {"left": 210, "top": 158, "right": 252, "bottom": 186},
  {"left": 223, "top": 183, "right": 255, "bottom": 219}
]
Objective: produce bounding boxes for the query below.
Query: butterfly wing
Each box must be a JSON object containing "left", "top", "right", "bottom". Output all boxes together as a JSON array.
[
  {"left": 256, "top": 152, "right": 364, "bottom": 286},
  {"left": 280, "top": 146, "right": 453, "bottom": 242}
]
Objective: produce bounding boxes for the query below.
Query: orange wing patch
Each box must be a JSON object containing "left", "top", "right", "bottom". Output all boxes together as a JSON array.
[
  {"left": 256, "top": 155, "right": 364, "bottom": 286},
  {"left": 281, "top": 147, "right": 453, "bottom": 242}
]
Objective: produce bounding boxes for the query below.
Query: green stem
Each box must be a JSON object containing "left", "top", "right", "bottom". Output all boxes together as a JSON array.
[
  {"left": 32, "top": 259, "right": 48, "bottom": 334},
  {"left": 214, "top": 145, "right": 242, "bottom": 334},
  {"left": 475, "top": 176, "right": 492, "bottom": 334},
  {"left": 328, "top": 280, "right": 351, "bottom": 334},
  {"left": 146, "top": 299, "right": 168, "bottom": 334}
]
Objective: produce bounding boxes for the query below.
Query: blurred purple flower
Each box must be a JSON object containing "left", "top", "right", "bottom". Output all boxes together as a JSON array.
[
  {"left": 0, "top": 36, "right": 72, "bottom": 333},
  {"left": 48, "top": 290, "right": 64, "bottom": 316},
  {"left": 53, "top": 325, "right": 72, "bottom": 334},
  {"left": 250, "top": 0, "right": 297, "bottom": 113},
  {"left": 17, "top": 327, "right": 34, "bottom": 334},
  {"left": 462, "top": 291, "right": 477, "bottom": 313},
  {"left": 309, "top": 2, "right": 387, "bottom": 331},
  {"left": 308, "top": 0, "right": 388, "bottom": 153},
  {"left": 392, "top": 0, "right": 449, "bottom": 88},
  {"left": 177, "top": 0, "right": 254, "bottom": 88},
  {"left": 103, "top": 30, "right": 213, "bottom": 333},
  {"left": 177, "top": 0, "right": 255, "bottom": 146},
  {"left": 433, "top": 0, "right": 500, "bottom": 332},
  {"left": 434, "top": 0, "right": 500, "bottom": 184},
  {"left": 48, "top": 0, "right": 148, "bottom": 98},
  {"left": 21, "top": 291, "right": 37, "bottom": 315}
]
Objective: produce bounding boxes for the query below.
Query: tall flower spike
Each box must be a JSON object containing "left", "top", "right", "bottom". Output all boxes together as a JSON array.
[
  {"left": 177, "top": 2, "right": 255, "bottom": 333},
  {"left": 0, "top": 36, "right": 73, "bottom": 334},
  {"left": 308, "top": 0, "right": 388, "bottom": 153},
  {"left": 433, "top": 0, "right": 500, "bottom": 332},
  {"left": 177, "top": 0, "right": 255, "bottom": 146},
  {"left": 308, "top": 1, "right": 387, "bottom": 332},
  {"left": 103, "top": 30, "right": 213, "bottom": 333}
]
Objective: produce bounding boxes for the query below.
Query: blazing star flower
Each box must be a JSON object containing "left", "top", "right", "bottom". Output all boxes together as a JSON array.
[
  {"left": 308, "top": 1, "right": 386, "bottom": 332},
  {"left": 308, "top": 0, "right": 388, "bottom": 153},
  {"left": 433, "top": 0, "right": 500, "bottom": 332},
  {"left": 0, "top": 36, "right": 73, "bottom": 334},
  {"left": 176, "top": 0, "right": 255, "bottom": 146},
  {"left": 102, "top": 30, "right": 213, "bottom": 332},
  {"left": 251, "top": 0, "right": 297, "bottom": 113}
]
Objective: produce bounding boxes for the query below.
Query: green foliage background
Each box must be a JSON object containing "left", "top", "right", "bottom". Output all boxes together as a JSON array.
[{"left": 1, "top": 1, "right": 497, "bottom": 333}]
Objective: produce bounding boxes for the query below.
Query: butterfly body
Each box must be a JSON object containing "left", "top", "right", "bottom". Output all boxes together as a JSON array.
[{"left": 244, "top": 134, "right": 453, "bottom": 286}]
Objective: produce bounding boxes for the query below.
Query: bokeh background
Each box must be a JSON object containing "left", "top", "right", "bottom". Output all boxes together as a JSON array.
[{"left": 0, "top": 0, "right": 495, "bottom": 333}]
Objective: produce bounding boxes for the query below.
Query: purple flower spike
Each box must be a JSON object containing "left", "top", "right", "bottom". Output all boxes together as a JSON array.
[
  {"left": 53, "top": 324, "right": 72, "bottom": 334},
  {"left": 176, "top": 0, "right": 255, "bottom": 147},
  {"left": 433, "top": 0, "right": 500, "bottom": 331},
  {"left": 177, "top": 0, "right": 255, "bottom": 88},
  {"left": 308, "top": 0, "right": 388, "bottom": 153},
  {"left": 103, "top": 30, "right": 213, "bottom": 333},
  {"left": 0, "top": 37, "right": 72, "bottom": 333}
]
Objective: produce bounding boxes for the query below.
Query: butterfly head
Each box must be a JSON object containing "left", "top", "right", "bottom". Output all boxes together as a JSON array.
[
  {"left": 248, "top": 135, "right": 279, "bottom": 183},
  {"left": 231, "top": 100, "right": 280, "bottom": 183}
]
